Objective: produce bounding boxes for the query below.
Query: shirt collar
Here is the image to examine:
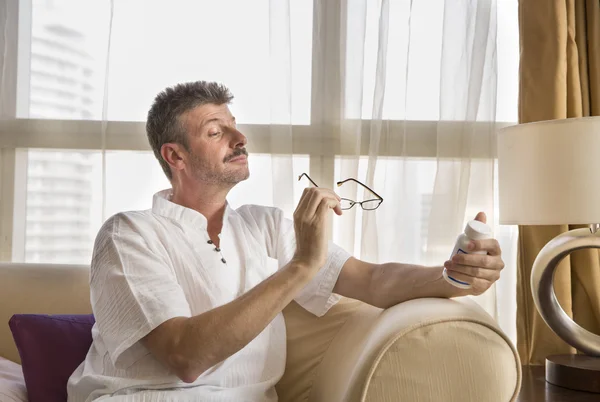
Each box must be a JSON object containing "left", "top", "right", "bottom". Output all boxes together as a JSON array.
[{"left": 152, "top": 189, "right": 233, "bottom": 230}]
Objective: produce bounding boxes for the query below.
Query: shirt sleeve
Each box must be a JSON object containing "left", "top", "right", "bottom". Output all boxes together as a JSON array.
[
  {"left": 263, "top": 207, "right": 351, "bottom": 317},
  {"left": 90, "top": 213, "right": 192, "bottom": 369}
]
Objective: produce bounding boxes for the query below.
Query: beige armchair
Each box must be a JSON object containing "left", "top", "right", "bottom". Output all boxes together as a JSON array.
[{"left": 0, "top": 263, "right": 521, "bottom": 401}]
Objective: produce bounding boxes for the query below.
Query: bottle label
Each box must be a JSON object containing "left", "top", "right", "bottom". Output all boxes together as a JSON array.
[{"left": 447, "top": 248, "right": 471, "bottom": 286}]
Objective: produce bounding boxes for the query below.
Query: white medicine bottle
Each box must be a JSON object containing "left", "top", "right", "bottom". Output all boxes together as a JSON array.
[{"left": 443, "top": 220, "right": 492, "bottom": 289}]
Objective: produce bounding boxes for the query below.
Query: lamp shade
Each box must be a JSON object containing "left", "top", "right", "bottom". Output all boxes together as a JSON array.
[{"left": 497, "top": 116, "right": 600, "bottom": 225}]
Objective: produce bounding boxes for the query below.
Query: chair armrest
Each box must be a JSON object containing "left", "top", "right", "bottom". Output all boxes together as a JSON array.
[{"left": 309, "top": 297, "right": 521, "bottom": 402}]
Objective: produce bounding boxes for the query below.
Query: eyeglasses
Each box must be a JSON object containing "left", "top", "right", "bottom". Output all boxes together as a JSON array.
[{"left": 298, "top": 173, "right": 384, "bottom": 211}]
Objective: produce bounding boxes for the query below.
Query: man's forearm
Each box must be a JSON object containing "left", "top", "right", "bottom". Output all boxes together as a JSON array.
[
  {"left": 367, "top": 263, "right": 468, "bottom": 309},
  {"left": 172, "top": 261, "right": 313, "bottom": 381}
]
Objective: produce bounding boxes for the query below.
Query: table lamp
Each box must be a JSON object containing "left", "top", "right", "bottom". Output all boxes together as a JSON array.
[{"left": 497, "top": 116, "right": 600, "bottom": 393}]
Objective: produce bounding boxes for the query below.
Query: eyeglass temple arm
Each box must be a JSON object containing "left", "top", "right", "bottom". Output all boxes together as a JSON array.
[
  {"left": 298, "top": 173, "right": 319, "bottom": 188},
  {"left": 336, "top": 178, "right": 383, "bottom": 200}
]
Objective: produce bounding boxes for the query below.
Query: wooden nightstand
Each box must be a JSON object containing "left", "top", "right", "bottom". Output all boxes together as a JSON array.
[{"left": 517, "top": 365, "right": 599, "bottom": 401}]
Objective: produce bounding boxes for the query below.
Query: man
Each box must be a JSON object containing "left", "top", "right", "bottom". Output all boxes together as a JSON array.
[{"left": 67, "top": 81, "right": 504, "bottom": 402}]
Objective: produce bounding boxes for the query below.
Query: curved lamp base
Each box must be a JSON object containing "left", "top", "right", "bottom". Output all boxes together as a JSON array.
[{"left": 531, "top": 226, "right": 600, "bottom": 393}]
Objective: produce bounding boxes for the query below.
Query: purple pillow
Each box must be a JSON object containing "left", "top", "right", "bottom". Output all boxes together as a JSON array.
[{"left": 9, "top": 314, "right": 95, "bottom": 402}]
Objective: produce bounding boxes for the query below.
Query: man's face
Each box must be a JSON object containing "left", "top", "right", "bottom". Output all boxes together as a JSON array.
[{"left": 180, "top": 103, "right": 249, "bottom": 185}]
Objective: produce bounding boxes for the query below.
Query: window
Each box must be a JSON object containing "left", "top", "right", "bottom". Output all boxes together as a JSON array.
[
  {"left": 23, "top": 0, "right": 313, "bottom": 124},
  {"left": 333, "top": 156, "right": 438, "bottom": 263},
  {"left": 1, "top": 0, "right": 519, "bottom": 265},
  {"left": 346, "top": 0, "right": 518, "bottom": 122},
  {"left": 17, "top": 149, "right": 309, "bottom": 264}
]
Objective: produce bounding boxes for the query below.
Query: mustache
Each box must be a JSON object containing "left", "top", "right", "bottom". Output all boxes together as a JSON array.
[{"left": 223, "top": 148, "right": 248, "bottom": 162}]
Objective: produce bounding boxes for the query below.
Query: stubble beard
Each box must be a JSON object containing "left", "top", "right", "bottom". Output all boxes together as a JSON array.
[{"left": 189, "top": 152, "right": 249, "bottom": 185}]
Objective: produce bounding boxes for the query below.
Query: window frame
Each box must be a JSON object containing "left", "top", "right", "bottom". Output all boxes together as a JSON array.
[{"left": 0, "top": 0, "right": 511, "bottom": 263}]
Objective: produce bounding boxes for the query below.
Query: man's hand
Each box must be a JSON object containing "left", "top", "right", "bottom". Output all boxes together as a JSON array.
[
  {"left": 443, "top": 212, "right": 505, "bottom": 295},
  {"left": 292, "top": 187, "right": 342, "bottom": 273}
]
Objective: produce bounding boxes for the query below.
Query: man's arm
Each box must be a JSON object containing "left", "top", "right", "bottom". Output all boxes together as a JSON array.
[
  {"left": 142, "top": 187, "right": 343, "bottom": 383},
  {"left": 333, "top": 214, "right": 504, "bottom": 308},
  {"left": 143, "top": 260, "right": 314, "bottom": 382},
  {"left": 333, "top": 258, "right": 471, "bottom": 308}
]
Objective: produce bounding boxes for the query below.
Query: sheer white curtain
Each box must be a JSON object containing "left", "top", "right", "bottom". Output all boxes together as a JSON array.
[
  {"left": 308, "top": 0, "right": 518, "bottom": 340},
  {"left": 0, "top": 0, "right": 518, "bottom": 342}
]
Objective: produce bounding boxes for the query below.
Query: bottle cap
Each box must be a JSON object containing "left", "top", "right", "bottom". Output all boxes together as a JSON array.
[{"left": 464, "top": 220, "right": 492, "bottom": 240}]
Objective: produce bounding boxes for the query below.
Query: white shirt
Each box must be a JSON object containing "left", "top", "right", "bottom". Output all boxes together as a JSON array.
[{"left": 67, "top": 189, "right": 351, "bottom": 402}]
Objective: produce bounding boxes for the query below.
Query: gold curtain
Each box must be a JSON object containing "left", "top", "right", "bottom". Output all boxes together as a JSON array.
[{"left": 517, "top": 0, "right": 600, "bottom": 365}]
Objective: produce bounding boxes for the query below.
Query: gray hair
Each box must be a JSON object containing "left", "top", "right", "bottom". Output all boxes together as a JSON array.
[{"left": 146, "top": 81, "right": 234, "bottom": 180}]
